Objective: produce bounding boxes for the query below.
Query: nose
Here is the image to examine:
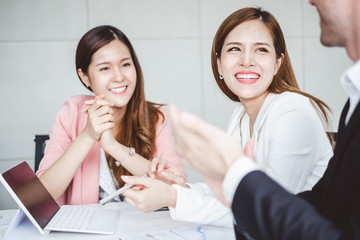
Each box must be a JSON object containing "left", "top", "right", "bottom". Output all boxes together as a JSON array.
[
  {"left": 113, "top": 67, "right": 124, "bottom": 82},
  {"left": 308, "top": 0, "right": 315, "bottom": 6},
  {"left": 239, "top": 50, "right": 255, "bottom": 67}
]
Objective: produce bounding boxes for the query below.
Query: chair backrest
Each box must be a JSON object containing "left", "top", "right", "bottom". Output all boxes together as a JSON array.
[{"left": 34, "top": 134, "right": 49, "bottom": 172}]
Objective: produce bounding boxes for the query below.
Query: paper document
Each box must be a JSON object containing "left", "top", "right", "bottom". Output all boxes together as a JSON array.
[{"left": 119, "top": 225, "right": 233, "bottom": 240}]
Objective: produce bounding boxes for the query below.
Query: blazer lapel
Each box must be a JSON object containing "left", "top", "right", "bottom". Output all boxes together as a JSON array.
[
  {"left": 323, "top": 99, "right": 360, "bottom": 196},
  {"left": 337, "top": 100, "right": 349, "bottom": 137},
  {"left": 335, "top": 99, "right": 360, "bottom": 156}
]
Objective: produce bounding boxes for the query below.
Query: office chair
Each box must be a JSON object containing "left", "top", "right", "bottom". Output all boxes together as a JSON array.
[{"left": 34, "top": 134, "right": 49, "bottom": 172}]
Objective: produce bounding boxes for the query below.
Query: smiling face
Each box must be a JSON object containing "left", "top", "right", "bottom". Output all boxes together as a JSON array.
[
  {"left": 79, "top": 39, "right": 137, "bottom": 111},
  {"left": 217, "top": 19, "right": 282, "bottom": 105}
]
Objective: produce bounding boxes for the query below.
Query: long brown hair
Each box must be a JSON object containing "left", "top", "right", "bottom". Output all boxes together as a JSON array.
[
  {"left": 211, "top": 7, "right": 333, "bottom": 141},
  {"left": 76, "top": 25, "right": 164, "bottom": 186}
]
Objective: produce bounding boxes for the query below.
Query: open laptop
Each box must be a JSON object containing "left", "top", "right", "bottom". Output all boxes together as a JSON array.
[{"left": 0, "top": 161, "right": 120, "bottom": 235}]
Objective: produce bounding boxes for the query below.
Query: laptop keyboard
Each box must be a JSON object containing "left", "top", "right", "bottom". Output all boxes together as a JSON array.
[{"left": 47, "top": 205, "right": 95, "bottom": 230}]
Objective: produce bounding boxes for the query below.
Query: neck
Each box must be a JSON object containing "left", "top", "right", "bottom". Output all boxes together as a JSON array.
[
  {"left": 345, "top": 41, "right": 360, "bottom": 62},
  {"left": 346, "top": 4, "right": 360, "bottom": 62},
  {"left": 240, "top": 92, "right": 269, "bottom": 136}
]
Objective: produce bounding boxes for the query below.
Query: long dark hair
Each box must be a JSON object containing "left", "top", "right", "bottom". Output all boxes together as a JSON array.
[
  {"left": 211, "top": 7, "right": 333, "bottom": 142},
  {"left": 76, "top": 25, "right": 164, "bottom": 186}
]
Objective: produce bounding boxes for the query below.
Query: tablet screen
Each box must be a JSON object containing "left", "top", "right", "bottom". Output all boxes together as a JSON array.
[{"left": 1, "top": 161, "right": 59, "bottom": 229}]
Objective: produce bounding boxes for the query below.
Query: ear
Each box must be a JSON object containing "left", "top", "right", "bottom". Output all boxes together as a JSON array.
[
  {"left": 77, "top": 68, "right": 91, "bottom": 88},
  {"left": 275, "top": 53, "right": 284, "bottom": 75},
  {"left": 217, "top": 57, "right": 223, "bottom": 77}
]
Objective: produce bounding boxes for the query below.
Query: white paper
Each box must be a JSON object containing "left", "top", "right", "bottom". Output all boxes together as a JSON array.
[{"left": 119, "top": 225, "right": 234, "bottom": 240}]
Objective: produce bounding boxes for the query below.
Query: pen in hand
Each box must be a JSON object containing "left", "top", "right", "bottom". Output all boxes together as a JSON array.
[
  {"left": 100, "top": 175, "right": 147, "bottom": 205},
  {"left": 99, "top": 184, "right": 133, "bottom": 205}
]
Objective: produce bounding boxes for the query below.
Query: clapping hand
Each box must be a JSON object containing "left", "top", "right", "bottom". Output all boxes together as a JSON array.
[
  {"left": 168, "top": 104, "right": 252, "bottom": 207},
  {"left": 168, "top": 104, "right": 244, "bottom": 180}
]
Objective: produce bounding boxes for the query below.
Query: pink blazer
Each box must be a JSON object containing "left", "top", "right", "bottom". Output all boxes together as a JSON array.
[{"left": 37, "top": 95, "right": 185, "bottom": 205}]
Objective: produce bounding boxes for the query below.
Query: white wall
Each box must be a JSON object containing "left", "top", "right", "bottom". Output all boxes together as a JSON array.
[{"left": 0, "top": 0, "right": 352, "bottom": 209}]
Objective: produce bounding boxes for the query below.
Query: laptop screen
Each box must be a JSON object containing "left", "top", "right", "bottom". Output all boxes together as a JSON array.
[{"left": 1, "top": 161, "right": 60, "bottom": 229}]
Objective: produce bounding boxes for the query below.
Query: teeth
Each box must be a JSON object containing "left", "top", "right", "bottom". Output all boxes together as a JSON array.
[
  {"left": 235, "top": 74, "right": 259, "bottom": 79},
  {"left": 110, "top": 86, "right": 126, "bottom": 93}
]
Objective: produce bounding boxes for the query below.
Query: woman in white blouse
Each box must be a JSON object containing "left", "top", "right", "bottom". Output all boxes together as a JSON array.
[{"left": 121, "top": 7, "right": 334, "bottom": 228}]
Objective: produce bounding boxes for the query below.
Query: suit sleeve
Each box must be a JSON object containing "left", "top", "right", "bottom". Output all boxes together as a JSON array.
[{"left": 232, "top": 171, "right": 343, "bottom": 240}]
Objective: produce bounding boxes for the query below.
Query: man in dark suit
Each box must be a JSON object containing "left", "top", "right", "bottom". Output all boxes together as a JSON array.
[{"left": 169, "top": 0, "right": 360, "bottom": 238}]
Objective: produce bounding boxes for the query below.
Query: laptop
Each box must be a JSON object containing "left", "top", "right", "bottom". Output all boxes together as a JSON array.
[{"left": 0, "top": 161, "right": 120, "bottom": 235}]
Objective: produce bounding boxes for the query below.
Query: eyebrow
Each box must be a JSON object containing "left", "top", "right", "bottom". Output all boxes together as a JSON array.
[
  {"left": 95, "top": 57, "right": 131, "bottom": 67},
  {"left": 225, "top": 42, "right": 271, "bottom": 47}
]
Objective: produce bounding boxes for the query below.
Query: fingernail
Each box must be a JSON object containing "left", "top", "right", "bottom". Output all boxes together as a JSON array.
[
  {"left": 121, "top": 176, "right": 129, "bottom": 181},
  {"left": 161, "top": 171, "right": 167, "bottom": 176}
]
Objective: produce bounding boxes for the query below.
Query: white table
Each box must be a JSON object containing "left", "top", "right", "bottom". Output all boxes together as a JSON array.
[{"left": 0, "top": 202, "right": 235, "bottom": 240}]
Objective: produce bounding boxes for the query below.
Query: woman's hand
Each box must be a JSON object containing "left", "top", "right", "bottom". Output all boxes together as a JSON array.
[
  {"left": 82, "top": 95, "right": 115, "bottom": 142},
  {"left": 98, "top": 129, "right": 117, "bottom": 152},
  {"left": 149, "top": 158, "right": 186, "bottom": 187},
  {"left": 121, "top": 175, "right": 177, "bottom": 213}
]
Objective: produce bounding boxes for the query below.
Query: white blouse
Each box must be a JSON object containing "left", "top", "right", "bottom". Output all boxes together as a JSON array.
[
  {"left": 99, "top": 148, "right": 120, "bottom": 202},
  {"left": 227, "top": 92, "right": 332, "bottom": 193},
  {"left": 169, "top": 92, "right": 333, "bottom": 227}
]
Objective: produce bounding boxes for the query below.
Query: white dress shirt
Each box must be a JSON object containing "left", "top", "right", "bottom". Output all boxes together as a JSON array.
[{"left": 340, "top": 60, "right": 360, "bottom": 125}]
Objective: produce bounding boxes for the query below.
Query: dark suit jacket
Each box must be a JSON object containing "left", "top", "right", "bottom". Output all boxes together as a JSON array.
[{"left": 232, "top": 100, "right": 360, "bottom": 240}]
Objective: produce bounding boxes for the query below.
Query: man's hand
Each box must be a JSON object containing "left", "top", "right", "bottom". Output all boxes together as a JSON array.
[{"left": 169, "top": 104, "right": 244, "bottom": 181}]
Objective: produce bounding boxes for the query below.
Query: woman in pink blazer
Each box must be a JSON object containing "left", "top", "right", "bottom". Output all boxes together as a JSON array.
[{"left": 37, "top": 25, "right": 185, "bottom": 206}]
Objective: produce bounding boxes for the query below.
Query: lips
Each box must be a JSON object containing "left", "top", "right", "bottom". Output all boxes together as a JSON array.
[
  {"left": 109, "top": 86, "right": 127, "bottom": 94},
  {"left": 235, "top": 72, "right": 260, "bottom": 84}
]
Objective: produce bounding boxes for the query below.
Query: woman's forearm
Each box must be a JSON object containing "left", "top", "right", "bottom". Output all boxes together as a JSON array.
[
  {"left": 104, "top": 140, "right": 151, "bottom": 176},
  {"left": 39, "top": 130, "right": 96, "bottom": 200}
]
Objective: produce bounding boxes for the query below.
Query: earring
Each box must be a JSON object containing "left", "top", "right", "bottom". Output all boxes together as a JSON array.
[{"left": 219, "top": 74, "right": 223, "bottom": 80}]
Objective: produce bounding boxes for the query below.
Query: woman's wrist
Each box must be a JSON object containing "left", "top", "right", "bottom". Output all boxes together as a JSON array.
[
  {"left": 168, "top": 185, "right": 177, "bottom": 208},
  {"left": 78, "top": 130, "right": 97, "bottom": 146},
  {"left": 101, "top": 138, "right": 118, "bottom": 153}
]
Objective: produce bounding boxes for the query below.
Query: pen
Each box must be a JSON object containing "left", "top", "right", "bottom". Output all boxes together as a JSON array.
[
  {"left": 101, "top": 175, "right": 147, "bottom": 205},
  {"left": 99, "top": 184, "right": 133, "bottom": 205}
]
